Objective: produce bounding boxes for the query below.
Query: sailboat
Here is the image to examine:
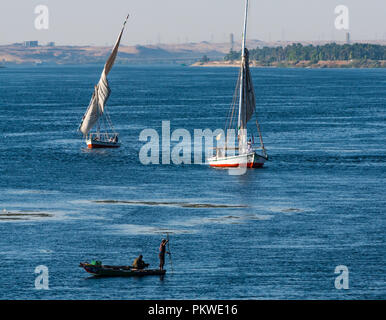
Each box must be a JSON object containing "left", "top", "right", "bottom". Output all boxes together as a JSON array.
[
  {"left": 208, "top": 0, "right": 268, "bottom": 168},
  {"left": 78, "top": 14, "right": 129, "bottom": 149}
]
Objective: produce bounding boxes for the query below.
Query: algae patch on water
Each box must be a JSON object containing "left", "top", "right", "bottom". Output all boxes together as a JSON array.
[
  {"left": 93, "top": 200, "right": 248, "bottom": 209},
  {"left": 0, "top": 210, "right": 54, "bottom": 221},
  {"left": 109, "top": 224, "right": 196, "bottom": 236},
  {"left": 281, "top": 208, "right": 303, "bottom": 213}
]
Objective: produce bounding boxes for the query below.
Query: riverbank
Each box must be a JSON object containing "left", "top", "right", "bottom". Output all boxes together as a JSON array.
[{"left": 192, "top": 59, "right": 386, "bottom": 68}]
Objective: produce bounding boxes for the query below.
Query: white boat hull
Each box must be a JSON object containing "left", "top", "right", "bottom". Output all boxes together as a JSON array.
[{"left": 208, "top": 151, "right": 266, "bottom": 168}]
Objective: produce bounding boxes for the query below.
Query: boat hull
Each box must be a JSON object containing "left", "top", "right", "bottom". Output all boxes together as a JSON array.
[
  {"left": 208, "top": 152, "right": 266, "bottom": 168},
  {"left": 86, "top": 139, "right": 120, "bottom": 149},
  {"left": 79, "top": 263, "right": 166, "bottom": 277}
]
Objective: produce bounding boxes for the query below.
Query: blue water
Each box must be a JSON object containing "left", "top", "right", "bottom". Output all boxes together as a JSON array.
[{"left": 0, "top": 65, "right": 385, "bottom": 299}]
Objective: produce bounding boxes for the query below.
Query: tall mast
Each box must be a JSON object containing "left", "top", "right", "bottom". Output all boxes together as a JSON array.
[
  {"left": 237, "top": 0, "right": 249, "bottom": 150},
  {"left": 241, "top": 0, "right": 248, "bottom": 57}
]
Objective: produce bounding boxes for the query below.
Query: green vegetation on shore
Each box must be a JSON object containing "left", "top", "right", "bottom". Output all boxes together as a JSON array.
[{"left": 224, "top": 43, "right": 386, "bottom": 68}]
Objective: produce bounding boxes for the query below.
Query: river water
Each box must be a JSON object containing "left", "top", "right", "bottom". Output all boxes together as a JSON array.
[{"left": 0, "top": 65, "right": 384, "bottom": 299}]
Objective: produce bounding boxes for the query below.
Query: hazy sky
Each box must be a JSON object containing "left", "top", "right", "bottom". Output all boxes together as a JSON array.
[{"left": 0, "top": 0, "right": 385, "bottom": 45}]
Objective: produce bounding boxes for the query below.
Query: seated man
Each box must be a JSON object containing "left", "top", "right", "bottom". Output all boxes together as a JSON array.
[
  {"left": 132, "top": 255, "right": 149, "bottom": 270},
  {"left": 109, "top": 135, "right": 118, "bottom": 143}
]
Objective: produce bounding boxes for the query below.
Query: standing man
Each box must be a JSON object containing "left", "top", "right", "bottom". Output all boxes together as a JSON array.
[{"left": 159, "top": 238, "right": 170, "bottom": 271}]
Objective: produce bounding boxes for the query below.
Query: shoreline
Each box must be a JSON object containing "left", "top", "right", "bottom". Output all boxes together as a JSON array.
[{"left": 191, "top": 59, "right": 386, "bottom": 68}]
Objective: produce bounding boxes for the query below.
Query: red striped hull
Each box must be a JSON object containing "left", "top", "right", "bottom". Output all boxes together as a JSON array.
[
  {"left": 208, "top": 152, "right": 266, "bottom": 169},
  {"left": 87, "top": 143, "right": 120, "bottom": 149},
  {"left": 86, "top": 139, "right": 120, "bottom": 149},
  {"left": 209, "top": 162, "right": 264, "bottom": 168}
]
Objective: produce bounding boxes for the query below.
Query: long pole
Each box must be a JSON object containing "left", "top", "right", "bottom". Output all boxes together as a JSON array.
[
  {"left": 166, "top": 233, "right": 174, "bottom": 273},
  {"left": 237, "top": 0, "right": 249, "bottom": 151},
  {"left": 256, "top": 119, "right": 267, "bottom": 158}
]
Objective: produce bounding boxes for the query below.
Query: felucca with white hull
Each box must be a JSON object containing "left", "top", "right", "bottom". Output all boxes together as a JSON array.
[
  {"left": 78, "top": 15, "right": 129, "bottom": 149},
  {"left": 208, "top": 0, "right": 268, "bottom": 168}
]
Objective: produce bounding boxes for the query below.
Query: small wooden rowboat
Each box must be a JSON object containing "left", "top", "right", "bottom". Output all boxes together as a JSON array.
[{"left": 79, "top": 262, "right": 166, "bottom": 277}]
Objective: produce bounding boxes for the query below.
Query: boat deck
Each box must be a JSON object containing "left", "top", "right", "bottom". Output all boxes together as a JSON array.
[{"left": 79, "top": 262, "right": 166, "bottom": 277}]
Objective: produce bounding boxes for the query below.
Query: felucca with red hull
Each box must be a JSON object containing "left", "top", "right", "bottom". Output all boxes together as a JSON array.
[
  {"left": 78, "top": 15, "right": 129, "bottom": 149},
  {"left": 208, "top": 0, "right": 268, "bottom": 168}
]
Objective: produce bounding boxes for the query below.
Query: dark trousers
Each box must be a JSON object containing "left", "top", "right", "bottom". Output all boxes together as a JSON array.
[{"left": 159, "top": 253, "right": 165, "bottom": 270}]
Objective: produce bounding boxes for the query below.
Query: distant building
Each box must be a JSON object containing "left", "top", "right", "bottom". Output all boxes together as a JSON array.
[
  {"left": 230, "top": 33, "right": 234, "bottom": 51},
  {"left": 23, "top": 41, "right": 39, "bottom": 47},
  {"left": 345, "top": 32, "right": 350, "bottom": 44},
  {"left": 46, "top": 42, "right": 55, "bottom": 47}
]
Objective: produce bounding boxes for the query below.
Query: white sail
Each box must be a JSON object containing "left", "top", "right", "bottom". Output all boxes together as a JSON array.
[
  {"left": 79, "top": 89, "right": 100, "bottom": 136},
  {"left": 79, "top": 14, "right": 129, "bottom": 136}
]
